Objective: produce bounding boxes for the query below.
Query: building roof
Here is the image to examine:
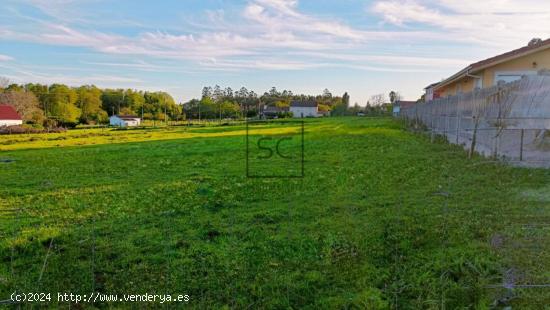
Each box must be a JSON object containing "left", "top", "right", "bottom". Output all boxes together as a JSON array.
[
  {"left": 0, "top": 105, "right": 22, "bottom": 120},
  {"left": 395, "top": 100, "right": 416, "bottom": 109},
  {"left": 470, "top": 38, "right": 550, "bottom": 70},
  {"left": 435, "top": 38, "right": 550, "bottom": 90},
  {"left": 114, "top": 114, "right": 140, "bottom": 120},
  {"left": 263, "top": 105, "right": 288, "bottom": 113},
  {"left": 290, "top": 101, "right": 317, "bottom": 108},
  {"left": 424, "top": 82, "right": 440, "bottom": 90}
]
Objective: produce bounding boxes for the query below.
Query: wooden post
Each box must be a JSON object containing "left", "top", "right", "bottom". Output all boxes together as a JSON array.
[
  {"left": 445, "top": 104, "right": 449, "bottom": 138},
  {"left": 493, "top": 130, "right": 499, "bottom": 160},
  {"left": 456, "top": 113, "right": 460, "bottom": 144},
  {"left": 469, "top": 116, "right": 478, "bottom": 159},
  {"left": 520, "top": 129, "right": 524, "bottom": 161},
  {"left": 430, "top": 106, "right": 435, "bottom": 143}
]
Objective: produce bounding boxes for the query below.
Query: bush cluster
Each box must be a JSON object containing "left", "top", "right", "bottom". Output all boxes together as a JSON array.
[{"left": 0, "top": 125, "right": 67, "bottom": 135}]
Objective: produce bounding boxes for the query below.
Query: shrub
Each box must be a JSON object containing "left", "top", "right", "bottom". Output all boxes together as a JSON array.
[
  {"left": 0, "top": 125, "right": 67, "bottom": 135},
  {"left": 277, "top": 111, "right": 294, "bottom": 118}
]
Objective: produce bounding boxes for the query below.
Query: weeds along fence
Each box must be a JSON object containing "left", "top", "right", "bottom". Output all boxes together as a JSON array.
[{"left": 401, "top": 74, "right": 550, "bottom": 167}]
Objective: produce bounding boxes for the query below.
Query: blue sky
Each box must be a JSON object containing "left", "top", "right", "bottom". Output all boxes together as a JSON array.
[{"left": 1, "top": 0, "right": 550, "bottom": 104}]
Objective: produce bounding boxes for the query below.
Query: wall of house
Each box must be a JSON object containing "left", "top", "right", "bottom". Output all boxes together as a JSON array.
[
  {"left": 436, "top": 48, "right": 550, "bottom": 97},
  {"left": 480, "top": 48, "right": 550, "bottom": 86},
  {"left": 438, "top": 77, "right": 476, "bottom": 97},
  {"left": 290, "top": 107, "right": 318, "bottom": 117},
  {"left": 0, "top": 119, "right": 23, "bottom": 126},
  {"left": 425, "top": 88, "right": 434, "bottom": 101},
  {"left": 110, "top": 117, "right": 140, "bottom": 127},
  {"left": 110, "top": 117, "right": 126, "bottom": 127}
]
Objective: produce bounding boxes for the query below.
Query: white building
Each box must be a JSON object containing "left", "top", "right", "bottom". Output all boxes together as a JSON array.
[
  {"left": 109, "top": 115, "right": 141, "bottom": 127},
  {"left": 392, "top": 100, "right": 416, "bottom": 117},
  {"left": 0, "top": 105, "right": 23, "bottom": 126},
  {"left": 290, "top": 101, "right": 319, "bottom": 118},
  {"left": 424, "top": 82, "right": 440, "bottom": 102}
]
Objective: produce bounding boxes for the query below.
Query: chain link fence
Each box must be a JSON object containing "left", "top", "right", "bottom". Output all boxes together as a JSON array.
[{"left": 401, "top": 74, "right": 550, "bottom": 167}]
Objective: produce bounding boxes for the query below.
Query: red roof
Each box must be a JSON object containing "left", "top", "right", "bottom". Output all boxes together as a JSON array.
[
  {"left": 396, "top": 100, "right": 416, "bottom": 109},
  {"left": 0, "top": 105, "right": 22, "bottom": 120}
]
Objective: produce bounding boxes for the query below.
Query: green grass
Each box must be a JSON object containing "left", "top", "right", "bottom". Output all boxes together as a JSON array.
[{"left": 1, "top": 117, "right": 550, "bottom": 308}]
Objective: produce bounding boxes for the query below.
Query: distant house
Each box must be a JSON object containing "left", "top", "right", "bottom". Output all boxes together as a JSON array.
[
  {"left": 262, "top": 105, "right": 289, "bottom": 119},
  {"left": 290, "top": 101, "right": 318, "bottom": 118},
  {"left": 109, "top": 115, "right": 141, "bottom": 127},
  {"left": 424, "top": 82, "right": 441, "bottom": 102},
  {"left": 392, "top": 100, "right": 416, "bottom": 117},
  {"left": 433, "top": 38, "right": 550, "bottom": 98},
  {"left": 0, "top": 105, "right": 23, "bottom": 126}
]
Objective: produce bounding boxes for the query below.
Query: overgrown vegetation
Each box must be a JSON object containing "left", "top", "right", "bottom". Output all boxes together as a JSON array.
[{"left": 1, "top": 117, "right": 549, "bottom": 308}]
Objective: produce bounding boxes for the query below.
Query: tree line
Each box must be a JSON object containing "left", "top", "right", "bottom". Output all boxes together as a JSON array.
[
  {"left": 1, "top": 76, "right": 383, "bottom": 128},
  {"left": 183, "top": 86, "right": 351, "bottom": 119},
  {"left": 0, "top": 78, "right": 178, "bottom": 127}
]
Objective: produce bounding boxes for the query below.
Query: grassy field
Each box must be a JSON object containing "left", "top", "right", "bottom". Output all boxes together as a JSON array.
[{"left": 1, "top": 117, "right": 550, "bottom": 308}]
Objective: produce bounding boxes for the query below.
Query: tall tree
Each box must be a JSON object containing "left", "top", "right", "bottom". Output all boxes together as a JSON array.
[
  {"left": 212, "top": 85, "right": 223, "bottom": 102},
  {"left": 0, "top": 90, "right": 44, "bottom": 124},
  {"left": 26, "top": 83, "right": 50, "bottom": 114},
  {"left": 201, "top": 86, "right": 212, "bottom": 99},
  {"left": 236, "top": 87, "right": 248, "bottom": 99},
  {"left": 49, "top": 84, "right": 80, "bottom": 124},
  {"left": 0, "top": 76, "right": 10, "bottom": 91},
  {"left": 342, "top": 92, "right": 350, "bottom": 107},
  {"left": 76, "top": 85, "right": 102, "bottom": 123},
  {"left": 331, "top": 92, "right": 350, "bottom": 116},
  {"left": 124, "top": 89, "right": 145, "bottom": 115},
  {"left": 370, "top": 94, "right": 386, "bottom": 106},
  {"left": 389, "top": 91, "right": 401, "bottom": 104},
  {"left": 224, "top": 87, "right": 233, "bottom": 99},
  {"left": 101, "top": 89, "right": 124, "bottom": 115}
]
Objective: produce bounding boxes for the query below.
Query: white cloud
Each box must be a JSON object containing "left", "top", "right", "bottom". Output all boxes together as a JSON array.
[
  {"left": 80, "top": 60, "right": 199, "bottom": 74},
  {"left": 371, "top": 0, "right": 550, "bottom": 48},
  {"left": 5, "top": 0, "right": 480, "bottom": 76},
  {"left": 4, "top": 67, "right": 142, "bottom": 87},
  {"left": 6, "top": 0, "right": 520, "bottom": 103},
  {"left": 0, "top": 54, "right": 14, "bottom": 61},
  {"left": 2, "top": 0, "right": 373, "bottom": 71},
  {"left": 243, "top": 0, "right": 365, "bottom": 40},
  {"left": 292, "top": 51, "right": 471, "bottom": 68},
  {"left": 372, "top": 1, "right": 444, "bottom": 26},
  {"left": 198, "top": 58, "right": 327, "bottom": 71}
]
